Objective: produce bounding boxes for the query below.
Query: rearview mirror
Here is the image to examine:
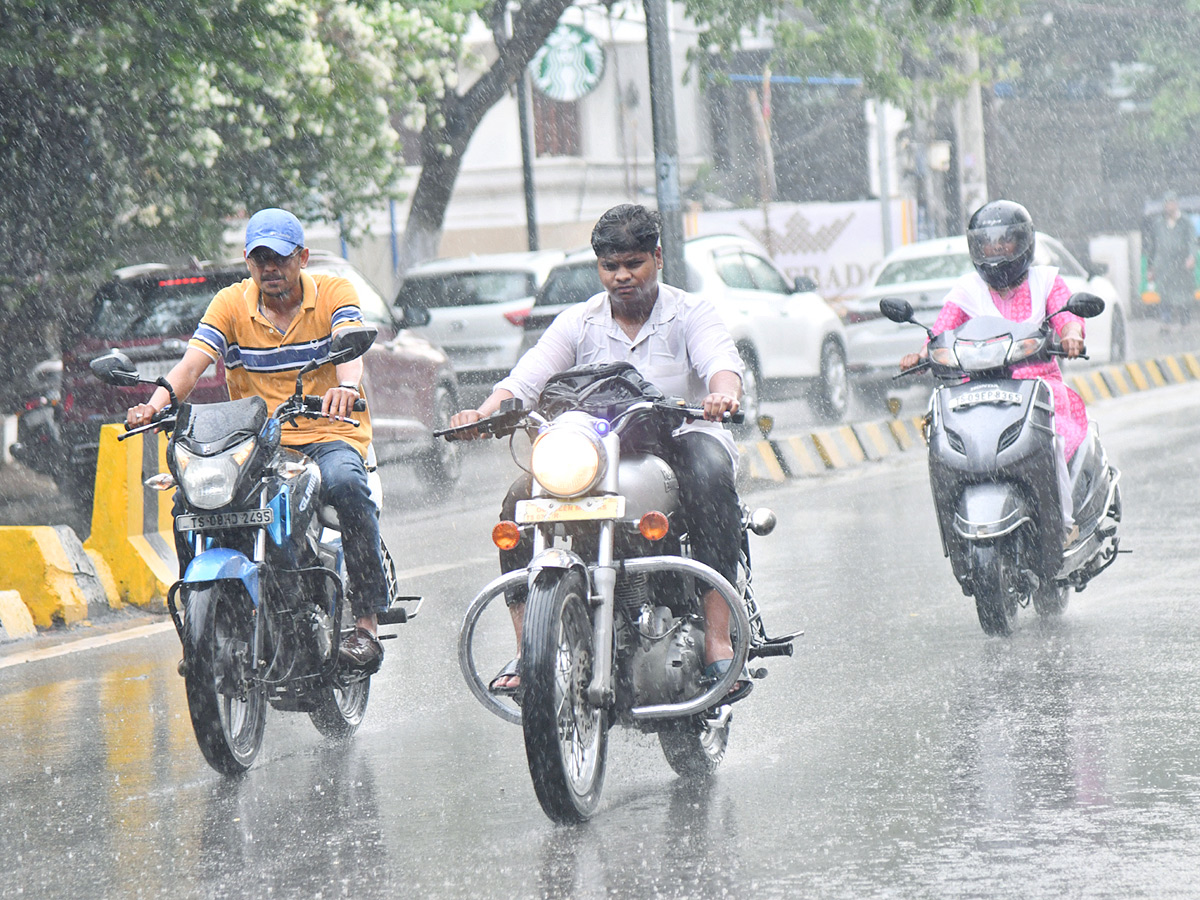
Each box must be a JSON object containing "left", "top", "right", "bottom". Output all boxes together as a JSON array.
[
  {"left": 879, "top": 297, "right": 916, "bottom": 324},
  {"left": 792, "top": 275, "right": 818, "bottom": 294},
  {"left": 90, "top": 351, "right": 140, "bottom": 387},
  {"left": 327, "top": 325, "right": 378, "bottom": 364},
  {"left": 398, "top": 305, "right": 431, "bottom": 328},
  {"left": 1065, "top": 292, "right": 1106, "bottom": 319}
]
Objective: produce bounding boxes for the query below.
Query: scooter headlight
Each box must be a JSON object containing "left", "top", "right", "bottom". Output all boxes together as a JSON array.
[
  {"left": 929, "top": 346, "right": 959, "bottom": 367},
  {"left": 173, "top": 437, "right": 257, "bottom": 509},
  {"left": 530, "top": 425, "right": 604, "bottom": 498},
  {"left": 954, "top": 336, "right": 1011, "bottom": 371},
  {"left": 1006, "top": 336, "right": 1043, "bottom": 364}
]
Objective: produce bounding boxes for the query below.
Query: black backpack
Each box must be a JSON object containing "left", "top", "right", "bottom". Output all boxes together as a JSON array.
[{"left": 536, "top": 362, "right": 671, "bottom": 448}]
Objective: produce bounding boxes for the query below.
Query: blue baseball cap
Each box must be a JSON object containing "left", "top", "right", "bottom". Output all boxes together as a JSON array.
[{"left": 245, "top": 208, "right": 305, "bottom": 255}]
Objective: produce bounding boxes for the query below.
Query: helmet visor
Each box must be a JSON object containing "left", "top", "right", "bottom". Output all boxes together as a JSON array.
[{"left": 967, "top": 222, "right": 1033, "bottom": 265}]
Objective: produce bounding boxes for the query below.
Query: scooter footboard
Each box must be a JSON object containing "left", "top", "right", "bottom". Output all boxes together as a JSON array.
[{"left": 953, "top": 483, "right": 1032, "bottom": 540}]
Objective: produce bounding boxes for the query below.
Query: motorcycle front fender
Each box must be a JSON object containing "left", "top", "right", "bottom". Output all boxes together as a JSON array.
[
  {"left": 181, "top": 547, "right": 261, "bottom": 605},
  {"left": 528, "top": 547, "right": 588, "bottom": 580},
  {"left": 952, "top": 483, "right": 1032, "bottom": 541}
]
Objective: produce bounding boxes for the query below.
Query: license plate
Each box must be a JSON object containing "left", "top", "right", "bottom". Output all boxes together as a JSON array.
[
  {"left": 949, "top": 388, "right": 1023, "bottom": 410},
  {"left": 515, "top": 496, "right": 625, "bottom": 524},
  {"left": 176, "top": 508, "right": 275, "bottom": 532}
]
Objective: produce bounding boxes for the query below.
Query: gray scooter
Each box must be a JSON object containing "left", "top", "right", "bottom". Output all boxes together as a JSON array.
[{"left": 882, "top": 293, "right": 1122, "bottom": 635}]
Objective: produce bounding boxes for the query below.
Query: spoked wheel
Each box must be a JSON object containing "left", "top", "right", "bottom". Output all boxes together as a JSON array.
[
  {"left": 971, "top": 543, "right": 1019, "bottom": 637},
  {"left": 659, "top": 710, "right": 731, "bottom": 777},
  {"left": 521, "top": 570, "right": 608, "bottom": 823},
  {"left": 182, "top": 585, "right": 267, "bottom": 774},
  {"left": 310, "top": 675, "right": 370, "bottom": 738},
  {"left": 1032, "top": 581, "right": 1070, "bottom": 618}
]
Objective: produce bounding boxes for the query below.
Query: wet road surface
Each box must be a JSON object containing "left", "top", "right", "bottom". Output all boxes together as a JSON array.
[{"left": 2, "top": 370, "right": 1200, "bottom": 898}]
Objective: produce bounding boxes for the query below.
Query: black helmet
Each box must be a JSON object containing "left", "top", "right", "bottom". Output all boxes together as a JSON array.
[{"left": 966, "top": 200, "right": 1035, "bottom": 290}]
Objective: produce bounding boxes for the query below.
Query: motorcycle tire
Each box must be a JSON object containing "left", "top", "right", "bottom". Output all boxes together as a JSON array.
[
  {"left": 971, "top": 543, "right": 1018, "bottom": 637},
  {"left": 659, "top": 713, "right": 730, "bottom": 777},
  {"left": 309, "top": 676, "right": 370, "bottom": 738},
  {"left": 1032, "top": 581, "right": 1070, "bottom": 618},
  {"left": 521, "top": 569, "right": 608, "bottom": 823},
  {"left": 182, "top": 584, "right": 267, "bottom": 774}
]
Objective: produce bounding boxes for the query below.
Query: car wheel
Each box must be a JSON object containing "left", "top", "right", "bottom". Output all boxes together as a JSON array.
[
  {"left": 417, "top": 385, "right": 461, "bottom": 488},
  {"left": 812, "top": 339, "right": 848, "bottom": 423},
  {"left": 735, "top": 347, "right": 762, "bottom": 437},
  {"left": 1109, "top": 305, "right": 1127, "bottom": 363}
]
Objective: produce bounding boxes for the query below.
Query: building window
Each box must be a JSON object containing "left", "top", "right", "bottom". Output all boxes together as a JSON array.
[{"left": 533, "top": 91, "right": 581, "bottom": 157}]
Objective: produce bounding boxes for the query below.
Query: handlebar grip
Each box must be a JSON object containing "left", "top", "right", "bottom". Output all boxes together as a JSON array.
[{"left": 728, "top": 410, "right": 745, "bottom": 425}]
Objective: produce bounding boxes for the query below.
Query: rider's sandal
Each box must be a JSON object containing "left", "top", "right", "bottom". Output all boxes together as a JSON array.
[
  {"left": 488, "top": 657, "right": 521, "bottom": 697},
  {"left": 339, "top": 627, "right": 384, "bottom": 674},
  {"left": 703, "top": 659, "right": 754, "bottom": 706}
]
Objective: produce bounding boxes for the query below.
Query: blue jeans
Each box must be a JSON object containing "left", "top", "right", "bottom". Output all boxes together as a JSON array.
[
  {"left": 298, "top": 441, "right": 389, "bottom": 619},
  {"left": 173, "top": 439, "right": 388, "bottom": 619}
]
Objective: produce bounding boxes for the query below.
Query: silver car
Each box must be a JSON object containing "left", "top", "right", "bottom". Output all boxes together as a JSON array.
[
  {"left": 520, "top": 235, "right": 850, "bottom": 423},
  {"left": 837, "top": 232, "right": 1129, "bottom": 395},
  {"left": 394, "top": 250, "right": 565, "bottom": 384}
]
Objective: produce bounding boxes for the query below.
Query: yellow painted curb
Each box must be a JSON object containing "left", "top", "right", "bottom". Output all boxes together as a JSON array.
[
  {"left": 0, "top": 589, "right": 36, "bottom": 640},
  {"left": 0, "top": 527, "right": 91, "bottom": 627},
  {"left": 853, "top": 422, "right": 894, "bottom": 459},
  {"left": 1144, "top": 359, "right": 1167, "bottom": 388},
  {"left": 1124, "top": 361, "right": 1150, "bottom": 391},
  {"left": 752, "top": 440, "right": 786, "bottom": 483},
  {"left": 83, "top": 426, "right": 176, "bottom": 611},
  {"left": 780, "top": 436, "right": 823, "bottom": 476},
  {"left": 811, "top": 427, "right": 867, "bottom": 469},
  {"left": 1071, "top": 375, "right": 1097, "bottom": 405},
  {"left": 1161, "top": 355, "right": 1188, "bottom": 384},
  {"left": 1107, "top": 367, "right": 1132, "bottom": 395},
  {"left": 1183, "top": 353, "right": 1200, "bottom": 378},
  {"left": 1089, "top": 370, "right": 1113, "bottom": 400}
]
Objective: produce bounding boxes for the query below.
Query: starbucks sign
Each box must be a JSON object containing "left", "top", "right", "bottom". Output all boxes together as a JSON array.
[{"left": 530, "top": 24, "right": 605, "bottom": 102}]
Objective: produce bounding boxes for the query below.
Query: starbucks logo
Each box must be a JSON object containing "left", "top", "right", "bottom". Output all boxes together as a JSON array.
[{"left": 530, "top": 24, "right": 605, "bottom": 103}]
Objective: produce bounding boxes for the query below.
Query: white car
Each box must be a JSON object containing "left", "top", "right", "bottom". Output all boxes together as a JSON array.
[
  {"left": 519, "top": 234, "right": 850, "bottom": 423},
  {"left": 394, "top": 250, "right": 565, "bottom": 383},
  {"left": 837, "top": 232, "right": 1129, "bottom": 392}
]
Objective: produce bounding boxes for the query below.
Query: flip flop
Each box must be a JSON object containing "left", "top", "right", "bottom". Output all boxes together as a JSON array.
[
  {"left": 703, "top": 659, "right": 753, "bottom": 706},
  {"left": 488, "top": 657, "right": 521, "bottom": 696}
]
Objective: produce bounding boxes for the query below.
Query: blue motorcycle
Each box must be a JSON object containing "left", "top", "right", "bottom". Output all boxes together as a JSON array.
[{"left": 90, "top": 327, "right": 416, "bottom": 773}]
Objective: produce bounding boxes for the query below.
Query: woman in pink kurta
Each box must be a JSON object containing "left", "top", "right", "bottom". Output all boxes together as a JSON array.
[{"left": 928, "top": 276, "right": 1089, "bottom": 460}]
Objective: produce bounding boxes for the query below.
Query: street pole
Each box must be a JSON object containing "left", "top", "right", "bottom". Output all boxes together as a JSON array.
[
  {"left": 876, "top": 99, "right": 893, "bottom": 256},
  {"left": 516, "top": 71, "right": 540, "bottom": 251},
  {"left": 643, "top": 0, "right": 685, "bottom": 287}
]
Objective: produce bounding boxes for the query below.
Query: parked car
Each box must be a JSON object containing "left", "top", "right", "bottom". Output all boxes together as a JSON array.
[
  {"left": 393, "top": 250, "right": 565, "bottom": 385},
  {"left": 58, "top": 251, "right": 460, "bottom": 506},
  {"left": 519, "top": 235, "right": 850, "bottom": 423},
  {"left": 836, "top": 232, "right": 1128, "bottom": 398}
]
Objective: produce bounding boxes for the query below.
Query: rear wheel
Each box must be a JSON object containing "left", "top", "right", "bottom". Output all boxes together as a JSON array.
[
  {"left": 418, "top": 385, "right": 461, "bottom": 487},
  {"left": 1032, "top": 581, "right": 1070, "bottom": 618},
  {"left": 182, "top": 585, "right": 267, "bottom": 774},
  {"left": 971, "top": 543, "right": 1018, "bottom": 637},
  {"left": 659, "top": 713, "right": 731, "bottom": 777},
  {"left": 812, "top": 339, "right": 849, "bottom": 423},
  {"left": 310, "top": 677, "right": 370, "bottom": 738},
  {"left": 521, "top": 570, "right": 608, "bottom": 823}
]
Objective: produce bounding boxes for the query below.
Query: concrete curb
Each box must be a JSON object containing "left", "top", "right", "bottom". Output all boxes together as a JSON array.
[
  {"left": 737, "top": 350, "right": 1200, "bottom": 483},
  {"left": 0, "top": 526, "right": 116, "bottom": 628}
]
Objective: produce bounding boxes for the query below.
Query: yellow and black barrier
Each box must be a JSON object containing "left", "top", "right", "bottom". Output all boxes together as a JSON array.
[
  {"left": 82, "top": 425, "right": 177, "bottom": 612},
  {"left": 738, "top": 351, "right": 1200, "bottom": 484}
]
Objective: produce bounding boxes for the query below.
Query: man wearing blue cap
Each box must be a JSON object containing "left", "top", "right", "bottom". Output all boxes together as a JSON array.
[{"left": 125, "top": 208, "right": 389, "bottom": 670}]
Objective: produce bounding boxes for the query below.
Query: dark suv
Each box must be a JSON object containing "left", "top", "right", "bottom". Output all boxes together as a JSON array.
[{"left": 58, "top": 251, "right": 460, "bottom": 505}]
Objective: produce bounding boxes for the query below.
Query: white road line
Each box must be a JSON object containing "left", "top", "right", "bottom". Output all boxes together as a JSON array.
[
  {"left": 0, "top": 620, "right": 175, "bottom": 669},
  {"left": 0, "top": 556, "right": 494, "bottom": 668}
]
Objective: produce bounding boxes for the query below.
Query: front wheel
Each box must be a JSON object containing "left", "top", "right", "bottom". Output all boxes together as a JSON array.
[
  {"left": 659, "top": 713, "right": 731, "bottom": 777},
  {"left": 521, "top": 570, "right": 608, "bottom": 823},
  {"left": 182, "top": 584, "right": 268, "bottom": 774},
  {"left": 970, "top": 543, "right": 1018, "bottom": 637},
  {"left": 812, "top": 339, "right": 849, "bottom": 423}
]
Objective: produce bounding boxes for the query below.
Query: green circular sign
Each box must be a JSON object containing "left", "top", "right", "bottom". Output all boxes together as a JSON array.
[{"left": 530, "top": 24, "right": 605, "bottom": 103}]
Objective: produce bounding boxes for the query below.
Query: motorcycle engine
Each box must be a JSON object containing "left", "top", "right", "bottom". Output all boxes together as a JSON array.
[{"left": 629, "top": 605, "right": 706, "bottom": 706}]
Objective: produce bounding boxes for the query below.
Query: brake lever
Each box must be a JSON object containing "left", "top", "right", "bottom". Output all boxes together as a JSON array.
[
  {"left": 892, "top": 362, "right": 930, "bottom": 380},
  {"left": 118, "top": 411, "right": 176, "bottom": 442}
]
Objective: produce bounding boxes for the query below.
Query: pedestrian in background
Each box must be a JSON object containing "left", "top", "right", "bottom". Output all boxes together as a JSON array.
[{"left": 1148, "top": 191, "right": 1196, "bottom": 332}]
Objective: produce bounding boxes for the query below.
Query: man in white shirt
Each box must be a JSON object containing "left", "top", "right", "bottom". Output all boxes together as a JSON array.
[{"left": 450, "top": 204, "right": 749, "bottom": 699}]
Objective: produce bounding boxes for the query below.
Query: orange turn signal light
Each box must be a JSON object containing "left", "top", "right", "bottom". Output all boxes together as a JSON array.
[
  {"left": 638, "top": 511, "right": 670, "bottom": 541},
  {"left": 492, "top": 520, "right": 522, "bottom": 550}
]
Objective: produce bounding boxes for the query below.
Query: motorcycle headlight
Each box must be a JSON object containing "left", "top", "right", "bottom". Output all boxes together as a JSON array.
[
  {"left": 1006, "top": 336, "right": 1043, "bottom": 364},
  {"left": 954, "top": 336, "right": 1011, "bottom": 371},
  {"left": 929, "top": 346, "right": 959, "bottom": 367},
  {"left": 530, "top": 425, "right": 604, "bottom": 497},
  {"left": 173, "top": 437, "right": 257, "bottom": 509}
]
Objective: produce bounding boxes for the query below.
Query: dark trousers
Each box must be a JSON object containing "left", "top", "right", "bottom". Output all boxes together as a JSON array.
[
  {"left": 174, "top": 439, "right": 388, "bottom": 619},
  {"left": 499, "top": 431, "right": 741, "bottom": 605}
]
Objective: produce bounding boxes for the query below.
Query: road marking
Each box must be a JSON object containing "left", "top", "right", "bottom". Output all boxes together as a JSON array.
[
  {"left": 393, "top": 558, "right": 493, "bottom": 580},
  {"left": 0, "top": 620, "right": 174, "bottom": 669}
]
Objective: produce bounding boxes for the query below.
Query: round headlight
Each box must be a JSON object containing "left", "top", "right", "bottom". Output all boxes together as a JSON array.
[{"left": 530, "top": 426, "right": 603, "bottom": 497}]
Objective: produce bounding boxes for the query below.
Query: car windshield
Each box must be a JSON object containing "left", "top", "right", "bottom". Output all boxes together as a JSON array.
[
  {"left": 396, "top": 271, "right": 537, "bottom": 308},
  {"left": 874, "top": 253, "right": 973, "bottom": 286},
  {"left": 535, "top": 264, "right": 602, "bottom": 307},
  {"left": 89, "top": 273, "right": 242, "bottom": 340}
]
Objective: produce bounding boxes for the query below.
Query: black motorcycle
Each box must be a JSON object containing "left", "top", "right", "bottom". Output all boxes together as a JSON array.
[
  {"left": 90, "top": 327, "right": 417, "bottom": 773},
  {"left": 883, "top": 292, "right": 1122, "bottom": 635},
  {"left": 440, "top": 367, "right": 798, "bottom": 822},
  {"left": 8, "top": 357, "right": 66, "bottom": 476}
]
